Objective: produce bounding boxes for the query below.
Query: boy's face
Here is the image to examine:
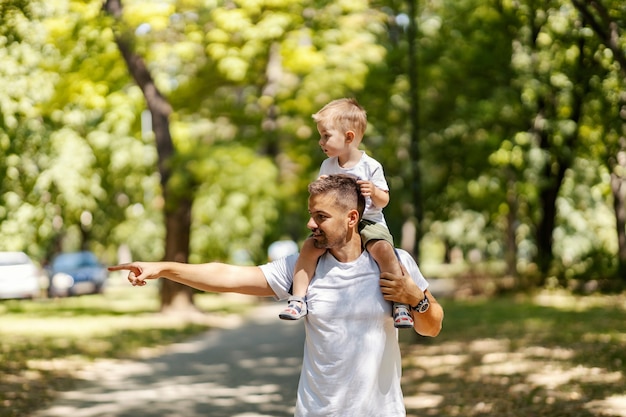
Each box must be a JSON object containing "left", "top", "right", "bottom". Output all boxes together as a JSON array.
[{"left": 317, "top": 122, "right": 354, "bottom": 158}]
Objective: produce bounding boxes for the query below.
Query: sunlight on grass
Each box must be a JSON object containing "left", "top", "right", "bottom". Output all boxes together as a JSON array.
[
  {"left": 0, "top": 282, "right": 257, "bottom": 338},
  {"left": 400, "top": 292, "right": 626, "bottom": 417},
  {"left": 4, "top": 285, "right": 626, "bottom": 417},
  {"left": 534, "top": 288, "right": 626, "bottom": 311},
  {"left": 0, "top": 283, "right": 259, "bottom": 417},
  {"left": 586, "top": 395, "right": 626, "bottom": 417}
]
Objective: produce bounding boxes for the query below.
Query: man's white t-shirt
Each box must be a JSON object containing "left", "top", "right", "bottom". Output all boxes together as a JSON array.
[
  {"left": 260, "top": 249, "right": 429, "bottom": 417},
  {"left": 319, "top": 151, "right": 389, "bottom": 226}
]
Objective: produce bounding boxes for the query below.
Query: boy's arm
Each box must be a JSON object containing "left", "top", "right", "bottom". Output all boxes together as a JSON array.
[{"left": 357, "top": 180, "right": 389, "bottom": 208}]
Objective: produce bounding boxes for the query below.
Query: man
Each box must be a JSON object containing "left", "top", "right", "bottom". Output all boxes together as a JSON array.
[{"left": 109, "top": 174, "right": 444, "bottom": 417}]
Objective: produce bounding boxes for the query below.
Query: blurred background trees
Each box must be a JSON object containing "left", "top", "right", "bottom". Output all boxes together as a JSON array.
[{"left": 1, "top": 0, "right": 624, "bottom": 310}]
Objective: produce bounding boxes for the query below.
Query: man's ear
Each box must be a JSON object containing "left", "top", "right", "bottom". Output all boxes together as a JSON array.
[
  {"left": 347, "top": 209, "right": 360, "bottom": 227},
  {"left": 345, "top": 131, "right": 355, "bottom": 143}
]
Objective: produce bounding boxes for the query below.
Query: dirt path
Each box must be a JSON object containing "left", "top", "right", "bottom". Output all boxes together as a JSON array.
[{"left": 32, "top": 303, "right": 304, "bottom": 417}]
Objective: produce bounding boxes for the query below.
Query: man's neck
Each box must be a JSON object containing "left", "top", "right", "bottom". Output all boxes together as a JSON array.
[{"left": 328, "top": 235, "right": 363, "bottom": 263}]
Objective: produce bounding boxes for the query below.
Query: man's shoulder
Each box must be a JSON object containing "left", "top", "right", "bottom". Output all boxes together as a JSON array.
[
  {"left": 394, "top": 249, "right": 418, "bottom": 266},
  {"left": 394, "top": 248, "right": 410, "bottom": 257}
]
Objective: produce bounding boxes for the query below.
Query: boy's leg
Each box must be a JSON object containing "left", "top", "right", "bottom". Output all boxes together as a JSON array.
[
  {"left": 366, "top": 239, "right": 414, "bottom": 329},
  {"left": 292, "top": 237, "right": 325, "bottom": 297},
  {"left": 366, "top": 239, "right": 403, "bottom": 275},
  {"left": 279, "top": 237, "right": 325, "bottom": 320}
]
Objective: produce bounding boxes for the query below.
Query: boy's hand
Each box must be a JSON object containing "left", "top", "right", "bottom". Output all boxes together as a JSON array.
[
  {"left": 357, "top": 180, "right": 389, "bottom": 208},
  {"left": 357, "top": 180, "right": 375, "bottom": 197}
]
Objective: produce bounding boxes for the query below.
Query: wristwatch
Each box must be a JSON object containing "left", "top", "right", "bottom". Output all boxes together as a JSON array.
[{"left": 412, "top": 294, "right": 430, "bottom": 313}]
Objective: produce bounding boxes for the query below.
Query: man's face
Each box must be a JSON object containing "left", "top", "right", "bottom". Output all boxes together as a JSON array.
[{"left": 307, "top": 192, "right": 350, "bottom": 250}]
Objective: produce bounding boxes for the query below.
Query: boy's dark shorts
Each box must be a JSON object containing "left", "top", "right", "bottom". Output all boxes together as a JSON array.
[{"left": 358, "top": 219, "right": 394, "bottom": 247}]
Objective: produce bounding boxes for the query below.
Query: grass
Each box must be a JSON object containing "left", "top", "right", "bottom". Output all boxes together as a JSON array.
[
  {"left": 2, "top": 278, "right": 625, "bottom": 417},
  {"left": 0, "top": 276, "right": 258, "bottom": 417},
  {"left": 399, "top": 290, "right": 626, "bottom": 417}
]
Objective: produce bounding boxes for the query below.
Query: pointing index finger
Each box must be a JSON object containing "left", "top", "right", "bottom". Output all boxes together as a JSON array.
[{"left": 108, "top": 263, "right": 140, "bottom": 274}]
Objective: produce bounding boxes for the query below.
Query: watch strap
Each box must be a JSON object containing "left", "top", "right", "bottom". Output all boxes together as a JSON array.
[{"left": 412, "top": 294, "right": 430, "bottom": 313}]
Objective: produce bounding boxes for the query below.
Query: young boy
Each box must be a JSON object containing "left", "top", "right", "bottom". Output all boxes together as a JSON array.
[{"left": 279, "top": 98, "right": 414, "bottom": 328}]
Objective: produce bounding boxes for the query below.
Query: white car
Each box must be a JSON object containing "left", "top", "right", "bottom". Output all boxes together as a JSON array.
[{"left": 0, "top": 251, "right": 43, "bottom": 300}]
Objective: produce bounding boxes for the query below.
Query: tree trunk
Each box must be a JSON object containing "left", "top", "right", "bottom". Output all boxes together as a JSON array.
[
  {"left": 260, "top": 42, "right": 281, "bottom": 160},
  {"left": 535, "top": 163, "right": 562, "bottom": 279},
  {"left": 407, "top": 0, "right": 422, "bottom": 262},
  {"left": 610, "top": 137, "right": 626, "bottom": 280},
  {"left": 533, "top": 25, "right": 589, "bottom": 283},
  {"left": 571, "top": 0, "right": 626, "bottom": 282},
  {"left": 505, "top": 172, "right": 518, "bottom": 277},
  {"left": 160, "top": 195, "right": 195, "bottom": 313},
  {"left": 103, "top": 0, "right": 196, "bottom": 313}
]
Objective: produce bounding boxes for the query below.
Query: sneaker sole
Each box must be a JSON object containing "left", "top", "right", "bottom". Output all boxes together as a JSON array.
[{"left": 279, "top": 314, "right": 300, "bottom": 320}]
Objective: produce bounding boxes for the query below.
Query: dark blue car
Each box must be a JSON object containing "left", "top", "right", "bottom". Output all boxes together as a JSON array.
[{"left": 48, "top": 251, "right": 108, "bottom": 297}]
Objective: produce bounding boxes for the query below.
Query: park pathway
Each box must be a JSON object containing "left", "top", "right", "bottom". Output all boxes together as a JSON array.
[{"left": 32, "top": 302, "right": 304, "bottom": 417}]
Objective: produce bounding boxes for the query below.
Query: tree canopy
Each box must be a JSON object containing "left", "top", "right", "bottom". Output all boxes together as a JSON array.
[{"left": 2, "top": 0, "right": 625, "bottom": 304}]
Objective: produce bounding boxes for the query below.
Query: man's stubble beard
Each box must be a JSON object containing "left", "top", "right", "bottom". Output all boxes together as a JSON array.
[{"left": 312, "top": 225, "right": 348, "bottom": 250}]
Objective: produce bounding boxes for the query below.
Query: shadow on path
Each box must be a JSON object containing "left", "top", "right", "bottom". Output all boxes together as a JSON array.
[{"left": 33, "top": 303, "right": 304, "bottom": 417}]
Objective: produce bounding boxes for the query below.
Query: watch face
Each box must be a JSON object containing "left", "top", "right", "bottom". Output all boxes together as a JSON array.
[
  {"left": 417, "top": 300, "right": 429, "bottom": 313},
  {"left": 415, "top": 296, "right": 430, "bottom": 313}
]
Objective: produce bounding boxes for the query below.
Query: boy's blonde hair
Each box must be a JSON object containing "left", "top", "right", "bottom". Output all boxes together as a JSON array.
[{"left": 312, "top": 98, "right": 367, "bottom": 139}]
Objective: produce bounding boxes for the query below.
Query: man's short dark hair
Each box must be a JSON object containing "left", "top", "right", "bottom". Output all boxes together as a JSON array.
[{"left": 308, "top": 174, "right": 365, "bottom": 219}]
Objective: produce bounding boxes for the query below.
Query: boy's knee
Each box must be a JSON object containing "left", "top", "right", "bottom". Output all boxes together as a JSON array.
[
  {"left": 366, "top": 239, "right": 402, "bottom": 275},
  {"left": 366, "top": 239, "right": 393, "bottom": 254}
]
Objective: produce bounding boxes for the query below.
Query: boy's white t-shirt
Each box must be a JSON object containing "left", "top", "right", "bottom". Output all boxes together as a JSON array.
[
  {"left": 260, "top": 249, "right": 429, "bottom": 417},
  {"left": 319, "top": 151, "right": 389, "bottom": 226}
]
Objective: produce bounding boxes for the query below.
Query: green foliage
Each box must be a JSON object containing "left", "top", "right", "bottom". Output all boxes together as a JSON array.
[
  {"left": 186, "top": 145, "right": 280, "bottom": 263},
  {"left": 0, "top": 2, "right": 64, "bottom": 260},
  {"left": 365, "top": 0, "right": 624, "bottom": 281},
  {"left": 1, "top": 0, "right": 625, "bottom": 283},
  {"left": 0, "top": 0, "right": 158, "bottom": 264}
]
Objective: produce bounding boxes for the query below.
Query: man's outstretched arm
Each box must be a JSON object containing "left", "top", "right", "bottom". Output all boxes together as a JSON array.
[{"left": 108, "top": 261, "right": 276, "bottom": 297}]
